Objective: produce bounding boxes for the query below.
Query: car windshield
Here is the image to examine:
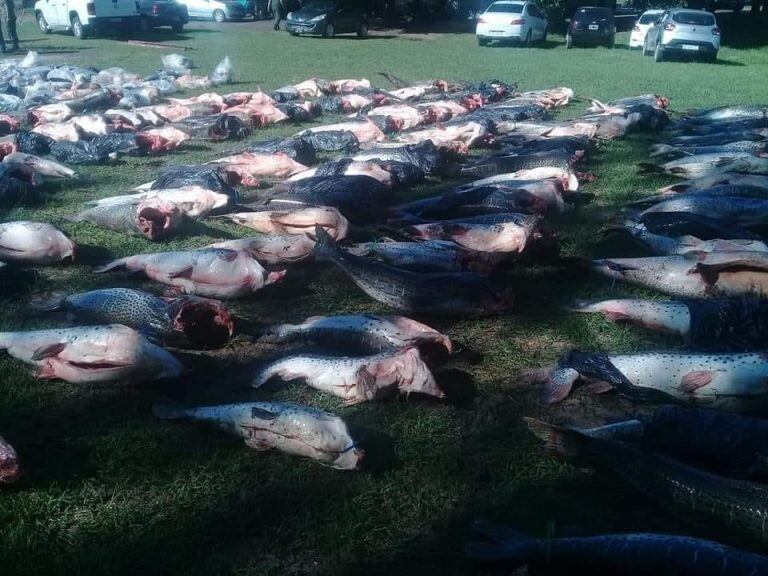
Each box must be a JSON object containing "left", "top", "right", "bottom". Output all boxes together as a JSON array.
[
  {"left": 576, "top": 7, "right": 612, "bottom": 18},
  {"left": 638, "top": 12, "right": 659, "bottom": 24},
  {"left": 486, "top": 3, "right": 524, "bottom": 13},
  {"left": 302, "top": 0, "right": 336, "bottom": 9},
  {"left": 672, "top": 11, "right": 715, "bottom": 25}
]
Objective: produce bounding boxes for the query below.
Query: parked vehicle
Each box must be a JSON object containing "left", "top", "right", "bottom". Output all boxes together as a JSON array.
[
  {"left": 475, "top": 1, "right": 548, "bottom": 47},
  {"left": 139, "top": 0, "right": 189, "bottom": 31},
  {"left": 177, "top": 0, "right": 246, "bottom": 21},
  {"left": 629, "top": 8, "right": 661, "bottom": 48},
  {"left": 35, "top": 0, "right": 141, "bottom": 38},
  {"left": 285, "top": 0, "right": 369, "bottom": 38},
  {"left": 687, "top": 0, "right": 743, "bottom": 14},
  {"left": 253, "top": 0, "right": 270, "bottom": 19},
  {"left": 643, "top": 8, "right": 720, "bottom": 63},
  {"left": 566, "top": 6, "right": 615, "bottom": 48}
]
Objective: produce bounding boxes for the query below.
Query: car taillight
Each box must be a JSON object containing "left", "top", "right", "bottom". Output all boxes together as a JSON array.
[
  {"left": 712, "top": 26, "right": 721, "bottom": 35},
  {"left": 87, "top": 2, "right": 95, "bottom": 15},
  {"left": 510, "top": 18, "right": 525, "bottom": 25},
  {"left": 663, "top": 23, "right": 676, "bottom": 31},
  {"left": 633, "top": 25, "right": 640, "bottom": 32}
]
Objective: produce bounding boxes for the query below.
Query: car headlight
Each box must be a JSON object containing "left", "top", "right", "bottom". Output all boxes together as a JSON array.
[{"left": 308, "top": 14, "right": 325, "bottom": 22}]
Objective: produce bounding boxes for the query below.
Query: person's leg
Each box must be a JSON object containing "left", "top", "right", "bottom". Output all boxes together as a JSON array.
[
  {"left": 5, "top": 0, "right": 17, "bottom": 51},
  {"left": 0, "top": 8, "right": 6, "bottom": 53}
]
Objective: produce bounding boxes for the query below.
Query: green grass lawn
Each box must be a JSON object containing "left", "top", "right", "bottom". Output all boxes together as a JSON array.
[{"left": 1, "top": 18, "right": 768, "bottom": 575}]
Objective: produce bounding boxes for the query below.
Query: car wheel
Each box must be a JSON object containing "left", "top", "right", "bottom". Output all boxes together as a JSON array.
[
  {"left": 289, "top": 30, "right": 299, "bottom": 36},
  {"left": 654, "top": 41, "right": 664, "bottom": 62},
  {"left": 477, "top": 37, "right": 488, "bottom": 46},
  {"left": 642, "top": 39, "right": 650, "bottom": 56},
  {"left": 213, "top": 9, "right": 226, "bottom": 22},
  {"left": 36, "top": 12, "right": 51, "bottom": 34},
  {"left": 171, "top": 22, "right": 184, "bottom": 32},
  {"left": 524, "top": 29, "right": 532, "bottom": 47},
  {"left": 323, "top": 23, "right": 335, "bottom": 38},
  {"left": 565, "top": 33, "right": 573, "bottom": 49},
  {"left": 71, "top": 15, "right": 88, "bottom": 39},
  {"left": 357, "top": 22, "right": 368, "bottom": 38}
]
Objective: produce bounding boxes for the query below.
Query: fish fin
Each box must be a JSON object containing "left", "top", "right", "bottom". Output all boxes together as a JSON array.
[
  {"left": 152, "top": 401, "right": 187, "bottom": 420},
  {"left": 313, "top": 224, "right": 338, "bottom": 262},
  {"left": 29, "top": 292, "right": 66, "bottom": 313},
  {"left": 523, "top": 417, "right": 586, "bottom": 463},
  {"left": 465, "top": 520, "right": 537, "bottom": 563},
  {"left": 93, "top": 258, "right": 127, "bottom": 274},
  {"left": 219, "top": 250, "right": 239, "bottom": 263},
  {"left": 244, "top": 438, "right": 272, "bottom": 451},
  {"left": 680, "top": 370, "right": 718, "bottom": 393},
  {"left": 168, "top": 267, "right": 194, "bottom": 280},
  {"left": 251, "top": 406, "right": 279, "bottom": 421},
  {"left": 31, "top": 342, "right": 66, "bottom": 361},
  {"left": 583, "top": 379, "right": 613, "bottom": 395}
]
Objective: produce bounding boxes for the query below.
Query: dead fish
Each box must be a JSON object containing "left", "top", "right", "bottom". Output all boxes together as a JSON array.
[
  {"left": 0, "top": 435, "right": 20, "bottom": 485},
  {"left": 262, "top": 314, "right": 452, "bottom": 355},
  {"left": 223, "top": 206, "right": 348, "bottom": 240},
  {"left": 659, "top": 173, "right": 768, "bottom": 194},
  {"left": 296, "top": 119, "right": 385, "bottom": 144},
  {"left": 95, "top": 248, "right": 285, "bottom": 299},
  {"left": 88, "top": 187, "right": 230, "bottom": 218},
  {"left": 536, "top": 349, "right": 768, "bottom": 412},
  {"left": 590, "top": 252, "right": 768, "bottom": 298},
  {"left": 314, "top": 225, "right": 513, "bottom": 316},
  {"left": 208, "top": 234, "right": 315, "bottom": 265},
  {"left": 0, "top": 324, "right": 182, "bottom": 384},
  {"left": 459, "top": 151, "right": 576, "bottom": 179},
  {"left": 349, "top": 239, "right": 503, "bottom": 272},
  {"left": 252, "top": 347, "right": 444, "bottom": 405},
  {"left": 153, "top": 401, "right": 363, "bottom": 470},
  {"left": 209, "top": 152, "right": 308, "bottom": 186},
  {"left": 407, "top": 213, "right": 544, "bottom": 254},
  {"left": 649, "top": 141, "right": 767, "bottom": 159},
  {"left": 34, "top": 288, "right": 233, "bottom": 348},
  {"left": 0, "top": 221, "right": 75, "bottom": 264},
  {"left": 641, "top": 195, "right": 768, "bottom": 227},
  {"left": 683, "top": 105, "right": 768, "bottom": 123},
  {"left": 3, "top": 152, "right": 76, "bottom": 183},
  {"left": 456, "top": 167, "right": 580, "bottom": 192},
  {"left": 640, "top": 153, "right": 768, "bottom": 179},
  {"left": 73, "top": 198, "right": 184, "bottom": 241}
]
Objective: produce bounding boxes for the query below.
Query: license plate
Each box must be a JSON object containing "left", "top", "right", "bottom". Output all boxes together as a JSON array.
[
  {"left": 588, "top": 24, "right": 599, "bottom": 30},
  {"left": 682, "top": 44, "right": 698, "bottom": 51}
]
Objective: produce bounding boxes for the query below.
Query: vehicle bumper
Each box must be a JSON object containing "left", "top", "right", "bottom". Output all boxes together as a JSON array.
[
  {"left": 570, "top": 31, "right": 614, "bottom": 44},
  {"left": 476, "top": 24, "right": 525, "bottom": 40},
  {"left": 628, "top": 32, "right": 645, "bottom": 47},
  {"left": 89, "top": 15, "right": 141, "bottom": 32},
  {"left": 145, "top": 14, "right": 189, "bottom": 26},
  {"left": 285, "top": 20, "right": 324, "bottom": 34},
  {"left": 662, "top": 40, "right": 718, "bottom": 55}
]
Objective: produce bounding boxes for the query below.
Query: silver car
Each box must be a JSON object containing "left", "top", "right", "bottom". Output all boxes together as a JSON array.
[{"left": 643, "top": 8, "right": 721, "bottom": 63}]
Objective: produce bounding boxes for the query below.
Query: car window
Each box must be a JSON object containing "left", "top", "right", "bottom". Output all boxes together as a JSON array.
[
  {"left": 530, "top": 5, "right": 544, "bottom": 17},
  {"left": 672, "top": 11, "right": 715, "bottom": 25},
  {"left": 638, "top": 12, "right": 658, "bottom": 24},
  {"left": 486, "top": 3, "right": 524, "bottom": 13},
  {"left": 302, "top": 0, "right": 336, "bottom": 9},
  {"left": 576, "top": 7, "right": 612, "bottom": 17}
]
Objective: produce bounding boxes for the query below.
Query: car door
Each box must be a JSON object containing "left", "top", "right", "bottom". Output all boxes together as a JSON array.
[
  {"left": 530, "top": 4, "right": 545, "bottom": 38},
  {"left": 645, "top": 12, "right": 662, "bottom": 48},
  {"left": 38, "top": 0, "right": 60, "bottom": 26},
  {"left": 335, "top": 1, "right": 355, "bottom": 32}
]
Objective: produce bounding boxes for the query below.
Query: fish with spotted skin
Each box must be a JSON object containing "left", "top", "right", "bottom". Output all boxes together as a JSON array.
[
  {"left": 252, "top": 347, "right": 444, "bottom": 405},
  {"left": 34, "top": 288, "right": 234, "bottom": 348},
  {"left": 466, "top": 523, "right": 768, "bottom": 575},
  {"left": 0, "top": 435, "right": 20, "bottom": 485},
  {"left": 349, "top": 240, "right": 504, "bottom": 273},
  {"left": 152, "top": 401, "right": 363, "bottom": 470},
  {"left": 524, "top": 417, "right": 768, "bottom": 548},
  {"left": 0, "top": 325, "right": 182, "bottom": 383},
  {"left": 533, "top": 349, "right": 768, "bottom": 412},
  {"left": 0, "top": 221, "right": 75, "bottom": 265}
]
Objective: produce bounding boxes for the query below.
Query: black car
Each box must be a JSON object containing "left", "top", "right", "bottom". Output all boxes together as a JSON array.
[
  {"left": 139, "top": 0, "right": 189, "bottom": 31},
  {"left": 566, "top": 6, "right": 615, "bottom": 48},
  {"left": 285, "top": 0, "right": 369, "bottom": 38}
]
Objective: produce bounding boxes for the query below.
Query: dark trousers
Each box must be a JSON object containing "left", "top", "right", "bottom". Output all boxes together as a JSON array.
[{"left": 0, "top": 0, "right": 18, "bottom": 48}]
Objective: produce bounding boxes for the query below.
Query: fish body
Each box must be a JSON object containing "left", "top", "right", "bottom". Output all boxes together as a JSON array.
[
  {"left": 0, "top": 325, "right": 182, "bottom": 383},
  {"left": 0, "top": 435, "right": 20, "bottom": 485},
  {"left": 642, "top": 195, "right": 768, "bottom": 227},
  {"left": 153, "top": 401, "right": 363, "bottom": 470},
  {"left": 0, "top": 221, "right": 75, "bottom": 264},
  {"left": 460, "top": 151, "right": 575, "bottom": 179},
  {"left": 74, "top": 198, "right": 184, "bottom": 241},
  {"left": 350, "top": 239, "right": 502, "bottom": 272},
  {"left": 95, "top": 248, "right": 284, "bottom": 298},
  {"left": 253, "top": 347, "right": 443, "bottom": 404},
  {"left": 88, "top": 187, "right": 230, "bottom": 218},
  {"left": 641, "top": 152, "right": 760, "bottom": 178},
  {"left": 3, "top": 152, "right": 76, "bottom": 182},
  {"left": 208, "top": 234, "right": 315, "bottom": 265},
  {"left": 684, "top": 105, "right": 768, "bottom": 123},
  {"left": 224, "top": 206, "right": 348, "bottom": 240}
]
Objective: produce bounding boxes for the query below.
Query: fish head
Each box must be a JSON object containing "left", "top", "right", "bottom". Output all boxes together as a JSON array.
[
  {"left": 136, "top": 200, "right": 184, "bottom": 241},
  {"left": 333, "top": 445, "right": 365, "bottom": 471},
  {"left": 56, "top": 232, "right": 77, "bottom": 263},
  {"left": 392, "top": 347, "right": 445, "bottom": 400},
  {"left": 168, "top": 295, "right": 234, "bottom": 349},
  {"left": 387, "top": 316, "right": 453, "bottom": 356},
  {"left": 0, "top": 440, "right": 20, "bottom": 485}
]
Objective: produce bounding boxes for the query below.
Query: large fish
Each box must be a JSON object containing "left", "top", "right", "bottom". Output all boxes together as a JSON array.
[
  {"left": 536, "top": 349, "right": 768, "bottom": 412},
  {"left": 73, "top": 198, "right": 184, "bottom": 241},
  {"left": 262, "top": 314, "right": 452, "bottom": 355},
  {"left": 3, "top": 152, "right": 76, "bottom": 183},
  {"left": 455, "top": 167, "right": 580, "bottom": 192},
  {"left": 640, "top": 153, "right": 768, "bottom": 179},
  {"left": 252, "top": 347, "right": 443, "bottom": 405},
  {"left": 641, "top": 195, "right": 768, "bottom": 227},
  {"left": 153, "top": 401, "right": 363, "bottom": 470},
  {"left": 649, "top": 140, "right": 766, "bottom": 159},
  {"left": 286, "top": 160, "right": 394, "bottom": 187},
  {"left": 223, "top": 206, "right": 348, "bottom": 240},
  {"left": 314, "top": 226, "right": 513, "bottom": 316},
  {"left": 87, "top": 187, "right": 230, "bottom": 218},
  {"left": 570, "top": 297, "right": 768, "bottom": 349},
  {"left": 466, "top": 522, "right": 768, "bottom": 575},
  {"left": 659, "top": 173, "right": 768, "bottom": 194},
  {"left": 295, "top": 119, "right": 385, "bottom": 144},
  {"left": 349, "top": 239, "right": 503, "bottom": 272},
  {"left": 525, "top": 418, "right": 768, "bottom": 547},
  {"left": 0, "top": 435, "right": 19, "bottom": 485},
  {"left": 209, "top": 152, "right": 308, "bottom": 186},
  {"left": 208, "top": 234, "right": 315, "bottom": 265},
  {"left": 682, "top": 105, "right": 768, "bottom": 123},
  {"left": 590, "top": 252, "right": 768, "bottom": 298},
  {"left": 0, "top": 325, "right": 182, "bottom": 383},
  {"left": 459, "top": 151, "right": 576, "bottom": 179},
  {"left": 95, "top": 248, "right": 284, "bottom": 298},
  {"left": 0, "top": 221, "right": 75, "bottom": 264},
  {"left": 396, "top": 121, "right": 488, "bottom": 148},
  {"left": 36, "top": 288, "right": 233, "bottom": 348}
]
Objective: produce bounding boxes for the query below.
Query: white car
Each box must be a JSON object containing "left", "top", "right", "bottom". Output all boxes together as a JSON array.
[
  {"left": 643, "top": 8, "right": 721, "bottom": 63},
  {"left": 629, "top": 9, "right": 662, "bottom": 49},
  {"left": 177, "top": 0, "right": 246, "bottom": 21},
  {"left": 35, "top": 0, "right": 140, "bottom": 38},
  {"left": 476, "top": 1, "right": 548, "bottom": 47}
]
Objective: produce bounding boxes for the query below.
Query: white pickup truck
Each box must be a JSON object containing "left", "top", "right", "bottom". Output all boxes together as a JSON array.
[{"left": 35, "top": 0, "right": 141, "bottom": 39}]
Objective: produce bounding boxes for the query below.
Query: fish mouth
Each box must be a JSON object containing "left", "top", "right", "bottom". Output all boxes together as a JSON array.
[
  {"left": 0, "top": 458, "right": 20, "bottom": 484},
  {"left": 169, "top": 296, "right": 234, "bottom": 349},
  {"left": 137, "top": 205, "right": 179, "bottom": 240}
]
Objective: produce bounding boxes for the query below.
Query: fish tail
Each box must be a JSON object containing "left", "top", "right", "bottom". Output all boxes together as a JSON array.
[
  {"left": 648, "top": 143, "right": 674, "bottom": 158},
  {"left": 563, "top": 298, "right": 594, "bottom": 313},
  {"left": 93, "top": 258, "right": 128, "bottom": 274},
  {"left": 152, "top": 401, "right": 188, "bottom": 421},
  {"left": 313, "top": 224, "right": 339, "bottom": 262},
  {"left": 523, "top": 417, "right": 585, "bottom": 462},
  {"left": 465, "top": 520, "right": 538, "bottom": 564}
]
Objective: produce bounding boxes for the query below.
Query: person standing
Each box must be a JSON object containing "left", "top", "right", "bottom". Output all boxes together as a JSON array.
[
  {"left": 0, "top": 0, "right": 19, "bottom": 54},
  {"left": 268, "top": 0, "right": 285, "bottom": 30}
]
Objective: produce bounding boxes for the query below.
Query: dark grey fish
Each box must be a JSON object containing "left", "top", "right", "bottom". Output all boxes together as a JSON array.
[
  {"left": 683, "top": 105, "right": 768, "bottom": 123},
  {"left": 650, "top": 140, "right": 766, "bottom": 159},
  {"left": 642, "top": 194, "right": 768, "bottom": 227},
  {"left": 459, "top": 151, "right": 575, "bottom": 178},
  {"left": 349, "top": 239, "right": 503, "bottom": 273}
]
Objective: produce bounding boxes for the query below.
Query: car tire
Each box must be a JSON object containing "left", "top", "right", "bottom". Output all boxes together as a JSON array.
[
  {"left": 708, "top": 50, "right": 718, "bottom": 63},
  {"left": 524, "top": 29, "right": 532, "bottom": 47},
  {"left": 477, "top": 37, "right": 488, "bottom": 46},
  {"left": 642, "top": 40, "right": 650, "bottom": 56},
  {"left": 323, "top": 23, "right": 335, "bottom": 38},
  {"left": 172, "top": 22, "right": 184, "bottom": 32},
  {"left": 213, "top": 9, "right": 226, "bottom": 22},
  {"left": 654, "top": 42, "right": 664, "bottom": 62},
  {"left": 37, "top": 12, "right": 51, "bottom": 34},
  {"left": 71, "top": 15, "right": 88, "bottom": 39},
  {"left": 289, "top": 30, "right": 299, "bottom": 36},
  {"left": 357, "top": 22, "right": 368, "bottom": 38},
  {"left": 565, "top": 33, "right": 573, "bottom": 49}
]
